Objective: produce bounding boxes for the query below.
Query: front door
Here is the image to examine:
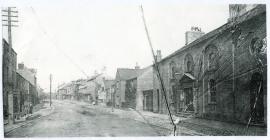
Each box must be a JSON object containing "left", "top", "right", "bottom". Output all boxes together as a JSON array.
[
  {"left": 143, "top": 90, "right": 153, "bottom": 112},
  {"left": 176, "top": 90, "right": 185, "bottom": 113},
  {"left": 184, "top": 88, "right": 194, "bottom": 112}
]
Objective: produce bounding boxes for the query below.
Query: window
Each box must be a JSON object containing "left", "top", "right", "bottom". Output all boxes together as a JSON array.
[
  {"left": 187, "top": 61, "right": 192, "bottom": 72},
  {"left": 208, "top": 53, "right": 216, "bottom": 69},
  {"left": 250, "top": 37, "right": 267, "bottom": 55},
  {"left": 184, "top": 54, "right": 194, "bottom": 74},
  {"left": 169, "top": 61, "right": 176, "bottom": 79},
  {"left": 209, "top": 79, "right": 216, "bottom": 103},
  {"left": 204, "top": 45, "right": 218, "bottom": 71}
]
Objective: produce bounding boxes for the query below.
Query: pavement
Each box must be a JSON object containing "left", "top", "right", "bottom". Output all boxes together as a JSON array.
[{"left": 4, "top": 101, "right": 55, "bottom": 136}]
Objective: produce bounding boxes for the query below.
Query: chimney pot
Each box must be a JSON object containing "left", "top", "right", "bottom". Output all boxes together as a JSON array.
[
  {"left": 135, "top": 62, "right": 140, "bottom": 69},
  {"left": 156, "top": 50, "right": 162, "bottom": 62},
  {"left": 185, "top": 27, "right": 205, "bottom": 45},
  {"left": 18, "top": 63, "right": 24, "bottom": 70}
]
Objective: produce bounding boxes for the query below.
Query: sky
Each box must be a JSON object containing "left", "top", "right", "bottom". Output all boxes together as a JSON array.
[{"left": 1, "top": 0, "right": 230, "bottom": 92}]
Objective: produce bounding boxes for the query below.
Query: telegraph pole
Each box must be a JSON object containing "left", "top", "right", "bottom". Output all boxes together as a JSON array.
[
  {"left": 50, "top": 74, "right": 52, "bottom": 106},
  {"left": 2, "top": 7, "right": 18, "bottom": 48}
]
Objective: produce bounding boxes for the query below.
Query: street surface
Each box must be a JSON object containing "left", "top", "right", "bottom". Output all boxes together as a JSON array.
[{"left": 5, "top": 100, "right": 168, "bottom": 137}]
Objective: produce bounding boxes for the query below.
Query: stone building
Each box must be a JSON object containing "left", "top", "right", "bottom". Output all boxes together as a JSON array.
[
  {"left": 57, "top": 83, "right": 67, "bottom": 100},
  {"left": 136, "top": 66, "right": 155, "bottom": 112},
  {"left": 17, "top": 63, "right": 38, "bottom": 106},
  {"left": 151, "top": 4, "right": 266, "bottom": 125},
  {"left": 124, "top": 77, "right": 137, "bottom": 109},
  {"left": 2, "top": 39, "right": 17, "bottom": 124},
  {"left": 114, "top": 65, "right": 144, "bottom": 108},
  {"left": 16, "top": 72, "right": 33, "bottom": 118},
  {"left": 78, "top": 79, "right": 95, "bottom": 102}
]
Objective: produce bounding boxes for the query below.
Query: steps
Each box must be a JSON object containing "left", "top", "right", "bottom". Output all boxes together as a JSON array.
[{"left": 176, "top": 112, "right": 195, "bottom": 118}]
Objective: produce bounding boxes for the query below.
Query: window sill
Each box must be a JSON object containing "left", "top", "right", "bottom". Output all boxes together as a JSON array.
[{"left": 208, "top": 102, "right": 217, "bottom": 105}]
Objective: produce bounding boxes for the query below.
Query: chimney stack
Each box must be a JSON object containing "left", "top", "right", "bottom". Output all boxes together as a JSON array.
[
  {"left": 18, "top": 63, "right": 24, "bottom": 70},
  {"left": 228, "top": 4, "right": 257, "bottom": 21},
  {"left": 156, "top": 50, "right": 162, "bottom": 62},
  {"left": 29, "top": 68, "right": 37, "bottom": 75},
  {"left": 135, "top": 62, "right": 140, "bottom": 69},
  {"left": 185, "top": 27, "right": 205, "bottom": 45}
]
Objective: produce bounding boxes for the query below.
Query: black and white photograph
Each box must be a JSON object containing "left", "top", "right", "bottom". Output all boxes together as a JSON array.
[{"left": 0, "top": 0, "right": 268, "bottom": 138}]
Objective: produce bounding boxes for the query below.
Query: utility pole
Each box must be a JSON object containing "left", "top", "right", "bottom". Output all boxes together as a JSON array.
[
  {"left": 2, "top": 7, "right": 18, "bottom": 48},
  {"left": 2, "top": 7, "right": 18, "bottom": 125},
  {"left": 50, "top": 74, "right": 52, "bottom": 106},
  {"left": 140, "top": 5, "right": 177, "bottom": 136}
]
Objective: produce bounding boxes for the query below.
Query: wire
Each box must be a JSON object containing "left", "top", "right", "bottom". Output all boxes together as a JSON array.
[{"left": 30, "top": 7, "right": 89, "bottom": 78}]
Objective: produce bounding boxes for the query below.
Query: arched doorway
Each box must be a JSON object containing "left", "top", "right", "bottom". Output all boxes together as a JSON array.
[{"left": 250, "top": 72, "right": 264, "bottom": 124}]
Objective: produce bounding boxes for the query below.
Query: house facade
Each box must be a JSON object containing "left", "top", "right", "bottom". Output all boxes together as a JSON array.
[
  {"left": 151, "top": 4, "right": 266, "bottom": 125},
  {"left": 114, "top": 67, "right": 144, "bottom": 108},
  {"left": 2, "top": 39, "right": 17, "bottom": 123},
  {"left": 17, "top": 63, "right": 38, "bottom": 106},
  {"left": 136, "top": 66, "right": 155, "bottom": 112},
  {"left": 124, "top": 77, "right": 137, "bottom": 109}
]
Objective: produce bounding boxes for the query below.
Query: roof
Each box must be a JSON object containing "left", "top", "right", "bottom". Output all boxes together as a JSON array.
[
  {"left": 87, "top": 74, "right": 102, "bottom": 82},
  {"left": 17, "top": 69, "right": 36, "bottom": 86},
  {"left": 3, "top": 39, "right": 17, "bottom": 55},
  {"left": 104, "top": 80, "right": 114, "bottom": 89},
  {"left": 116, "top": 68, "right": 145, "bottom": 81},
  {"left": 179, "top": 73, "right": 196, "bottom": 81},
  {"left": 156, "top": 5, "right": 266, "bottom": 64}
]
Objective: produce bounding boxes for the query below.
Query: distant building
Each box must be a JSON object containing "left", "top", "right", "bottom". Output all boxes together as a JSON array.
[
  {"left": 57, "top": 82, "right": 73, "bottom": 100},
  {"left": 78, "top": 79, "right": 96, "bottom": 103},
  {"left": 114, "top": 65, "right": 144, "bottom": 108}
]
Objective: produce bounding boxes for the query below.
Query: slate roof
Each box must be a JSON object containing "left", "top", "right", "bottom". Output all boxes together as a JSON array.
[
  {"left": 155, "top": 5, "right": 266, "bottom": 64},
  {"left": 116, "top": 68, "right": 145, "bottom": 81},
  {"left": 17, "top": 69, "right": 36, "bottom": 86},
  {"left": 104, "top": 80, "right": 115, "bottom": 89},
  {"left": 86, "top": 73, "right": 103, "bottom": 82}
]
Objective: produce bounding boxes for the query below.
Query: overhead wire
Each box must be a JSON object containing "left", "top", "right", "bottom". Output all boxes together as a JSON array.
[{"left": 29, "top": 7, "right": 89, "bottom": 78}]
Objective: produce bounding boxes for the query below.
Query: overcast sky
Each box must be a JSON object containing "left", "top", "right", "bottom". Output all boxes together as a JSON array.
[{"left": 1, "top": 0, "right": 230, "bottom": 92}]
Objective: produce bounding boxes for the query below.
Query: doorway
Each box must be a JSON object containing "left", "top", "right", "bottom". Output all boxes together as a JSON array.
[
  {"left": 143, "top": 90, "right": 153, "bottom": 112},
  {"left": 184, "top": 88, "right": 194, "bottom": 112}
]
